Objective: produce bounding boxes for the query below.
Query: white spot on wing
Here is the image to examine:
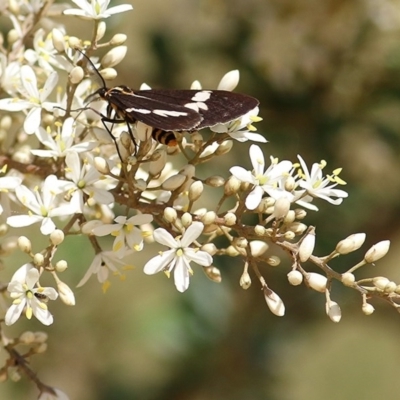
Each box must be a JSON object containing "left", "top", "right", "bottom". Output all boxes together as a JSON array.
[
  {"left": 184, "top": 102, "right": 208, "bottom": 112},
  {"left": 191, "top": 91, "right": 211, "bottom": 102},
  {"left": 125, "top": 107, "right": 152, "bottom": 114},
  {"left": 153, "top": 109, "right": 189, "bottom": 117}
]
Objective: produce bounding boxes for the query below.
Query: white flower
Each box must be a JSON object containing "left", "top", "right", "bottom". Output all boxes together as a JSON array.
[
  {"left": 77, "top": 250, "right": 134, "bottom": 290},
  {"left": 230, "top": 144, "right": 292, "bottom": 210},
  {"left": 143, "top": 222, "right": 213, "bottom": 292},
  {"left": 92, "top": 214, "right": 153, "bottom": 258},
  {"left": 5, "top": 263, "right": 58, "bottom": 326},
  {"left": 24, "top": 28, "right": 59, "bottom": 73},
  {"left": 31, "top": 117, "right": 96, "bottom": 158},
  {"left": 62, "top": 151, "right": 114, "bottom": 213},
  {"left": 63, "top": 0, "right": 133, "bottom": 19},
  {"left": 0, "top": 65, "right": 58, "bottom": 134},
  {"left": 0, "top": 174, "right": 22, "bottom": 215},
  {"left": 6, "top": 175, "right": 75, "bottom": 235},
  {"left": 211, "top": 107, "right": 266, "bottom": 143},
  {"left": 296, "top": 155, "right": 348, "bottom": 205}
]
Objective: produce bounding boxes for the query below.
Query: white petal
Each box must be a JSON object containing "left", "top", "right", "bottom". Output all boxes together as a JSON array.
[
  {"left": 5, "top": 302, "right": 26, "bottom": 325},
  {"left": 180, "top": 222, "right": 204, "bottom": 247},
  {"left": 0, "top": 98, "right": 31, "bottom": 111},
  {"left": 40, "top": 217, "right": 56, "bottom": 235},
  {"left": 245, "top": 186, "right": 263, "bottom": 210},
  {"left": 184, "top": 249, "right": 212, "bottom": 266},
  {"left": 24, "top": 107, "right": 41, "bottom": 134},
  {"left": 249, "top": 145, "right": 265, "bottom": 175},
  {"left": 173, "top": 256, "right": 190, "bottom": 292},
  {"left": 40, "top": 71, "right": 58, "bottom": 101},
  {"left": 143, "top": 251, "right": 175, "bottom": 275},
  {"left": 20, "top": 65, "right": 38, "bottom": 97},
  {"left": 105, "top": 4, "right": 134, "bottom": 15},
  {"left": 7, "top": 214, "right": 43, "bottom": 228},
  {"left": 153, "top": 228, "right": 177, "bottom": 248},
  {"left": 230, "top": 166, "right": 255, "bottom": 184}
]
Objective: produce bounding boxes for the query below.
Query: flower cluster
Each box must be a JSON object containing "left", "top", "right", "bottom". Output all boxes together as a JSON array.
[{"left": 0, "top": 0, "right": 395, "bottom": 398}]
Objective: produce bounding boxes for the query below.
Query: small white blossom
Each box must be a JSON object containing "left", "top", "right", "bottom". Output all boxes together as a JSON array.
[
  {"left": 92, "top": 214, "right": 153, "bottom": 258},
  {"left": 63, "top": 152, "right": 115, "bottom": 213},
  {"left": 31, "top": 117, "right": 96, "bottom": 158},
  {"left": 38, "top": 388, "right": 70, "bottom": 400},
  {"left": 63, "top": 0, "right": 133, "bottom": 19},
  {"left": 5, "top": 263, "right": 58, "bottom": 326},
  {"left": 7, "top": 175, "right": 75, "bottom": 235},
  {"left": 0, "top": 65, "right": 58, "bottom": 134},
  {"left": 211, "top": 107, "right": 266, "bottom": 143},
  {"left": 77, "top": 250, "right": 134, "bottom": 290},
  {"left": 144, "top": 222, "right": 213, "bottom": 292},
  {"left": 230, "top": 144, "right": 292, "bottom": 210},
  {"left": 296, "top": 155, "right": 348, "bottom": 205}
]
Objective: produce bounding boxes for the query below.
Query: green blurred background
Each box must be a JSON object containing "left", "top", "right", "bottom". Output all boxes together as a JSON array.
[{"left": 3, "top": 0, "right": 400, "bottom": 399}]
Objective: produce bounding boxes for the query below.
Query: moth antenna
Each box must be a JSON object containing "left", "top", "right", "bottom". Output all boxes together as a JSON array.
[{"left": 74, "top": 47, "right": 107, "bottom": 90}]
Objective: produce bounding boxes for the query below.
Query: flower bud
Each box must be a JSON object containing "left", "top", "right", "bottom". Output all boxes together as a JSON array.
[
  {"left": 284, "top": 231, "right": 296, "bottom": 240},
  {"left": 284, "top": 176, "right": 296, "bottom": 191},
  {"left": 287, "top": 222, "right": 307, "bottom": 235},
  {"left": 181, "top": 212, "right": 192, "bottom": 228},
  {"left": 50, "top": 229, "right": 64, "bottom": 246},
  {"left": 201, "top": 211, "right": 216, "bottom": 225},
  {"left": 0, "top": 236, "right": 18, "bottom": 255},
  {"left": 341, "top": 272, "right": 355, "bottom": 286},
  {"left": 373, "top": 276, "right": 389, "bottom": 290},
  {"left": 263, "top": 286, "right": 285, "bottom": 316},
  {"left": 51, "top": 28, "right": 65, "bottom": 52},
  {"left": 224, "top": 176, "right": 241, "bottom": 196},
  {"left": 224, "top": 212, "right": 237, "bottom": 226},
  {"left": 55, "top": 260, "right": 68, "bottom": 273},
  {"left": 189, "top": 181, "right": 203, "bottom": 202},
  {"left": 203, "top": 266, "right": 221, "bottom": 283},
  {"left": 364, "top": 240, "right": 390, "bottom": 263},
  {"left": 17, "top": 236, "right": 32, "bottom": 253},
  {"left": 294, "top": 208, "right": 307, "bottom": 220},
  {"left": 69, "top": 66, "right": 84, "bottom": 84},
  {"left": 272, "top": 197, "right": 291, "bottom": 220},
  {"left": 218, "top": 69, "right": 239, "bottom": 91},
  {"left": 266, "top": 256, "right": 280, "bottom": 267},
  {"left": 164, "top": 207, "right": 177, "bottom": 222},
  {"left": 33, "top": 253, "right": 44, "bottom": 267},
  {"left": 283, "top": 210, "right": 295, "bottom": 224},
  {"left": 7, "top": 29, "right": 19, "bottom": 44},
  {"left": 99, "top": 68, "right": 118, "bottom": 80},
  {"left": 0, "top": 116, "right": 12, "bottom": 131},
  {"left": 68, "top": 36, "right": 81, "bottom": 48},
  {"left": 56, "top": 280, "right": 75, "bottom": 306},
  {"left": 249, "top": 240, "right": 268, "bottom": 257},
  {"left": 336, "top": 233, "right": 366, "bottom": 255},
  {"left": 162, "top": 174, "right": 186, "bottom": 191},
  {"left": 96, "top": 21, "right": 106, "bottom": 41},
  {"left": 101, "top": 46, "right": 127, "bottom": 68},
  {"left": 19, "top": 331, "right": 35, "bottom": 344},
  {"left": 34, "top": 332, "right": 48, "bottom": 343},
  {"left": 306, "top": 272, "right": 327, "bottom": 292},
  {"left": 149, "top": 150, "right": 166, "bottom": 176},
  {"left": 287, "top": 270, "right": 303, "bottom": 285},
  {"left": 36, "top": 343, "right": 47, "bottom": 354},
  {"left": 205, "top": 176, "right": 225, "bottom": 187},
  {"left": 240, "top": 271, "right": 251, "bottom": 289},
  {"left": 299, "top": 229, "right": 315, "bottom": 262},
  {"left": 254, "top": 225, "right": 266, "bottom": 236},
  {"left": 326, "top": 300, "right": 341, "bottom": 323},
  {"left": 201, "top": 243, "right": 217, "bottom": 255},
  {"left": 215, "top": 140, "right": 233, "bottom": 155},
  {"left": 234, "top": 237, "right": 248, "bottom": 248},
  {"left": 110, "top": 33, "right": 127, "bottom": 45},
  {"left": 362, "top": 303, "right": 374, "bottom": 315},
  {"left": 226, "top": 245, "right": 240, "bottom": 257},
  {"left": 94, "top": 156, "right": 110, "bottom": 174}
]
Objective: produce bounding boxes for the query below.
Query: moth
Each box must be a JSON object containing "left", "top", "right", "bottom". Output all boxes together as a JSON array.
[{"left": 78, "top": 49, "right": 259, "bottom": 149}]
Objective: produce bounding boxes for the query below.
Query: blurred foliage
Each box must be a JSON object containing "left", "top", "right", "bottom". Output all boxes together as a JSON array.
[{"left": 3, "top": 0, "right": 400, "bottom": 399}]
